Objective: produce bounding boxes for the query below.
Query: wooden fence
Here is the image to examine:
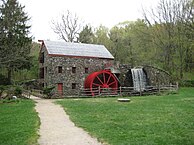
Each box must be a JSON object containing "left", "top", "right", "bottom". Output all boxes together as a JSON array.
[
  {"left": 27, "top": 83, "right": 178, "bottom": 98},
  {"left": 79, "top": 83, "right": 179, "bottom": 97}
]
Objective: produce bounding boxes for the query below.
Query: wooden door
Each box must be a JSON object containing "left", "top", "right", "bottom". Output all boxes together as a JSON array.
[{"left": 57, "top": 83, "right": 63, "bottom": 95}]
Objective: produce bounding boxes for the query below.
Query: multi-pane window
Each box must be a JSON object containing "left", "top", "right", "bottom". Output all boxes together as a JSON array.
[
  {"left": 85, "top": 67, "right": 89, "bottom": 73},
  {"left": 58, "top": 66, "right": 62, "bottom": 73},
  {"left": 72, "top": 83, "right": 76, "bottom": 89},
  {"left": 72, "top": 67, "right": 76, "bottom": 73}
]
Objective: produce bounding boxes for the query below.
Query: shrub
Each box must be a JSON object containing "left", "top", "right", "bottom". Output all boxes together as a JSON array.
[
  {"left": 0, "top": 74, "right": 10, "bottom": 85},
  {"left": 179, "top": 80, "right": 194, "bottom": 87},
  {"left": 14, "top": 86, "right": 23, "bottom": 97},
  {"left": 43, "top": 86, "right": 55, "bottom": 98},
  {"left": 0, "top": 85, "right": 6, "bottom": 99}
]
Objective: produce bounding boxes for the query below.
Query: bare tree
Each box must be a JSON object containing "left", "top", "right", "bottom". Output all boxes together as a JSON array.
[{"left": 51, "top": 10, "right": 82, "bottom": 42}]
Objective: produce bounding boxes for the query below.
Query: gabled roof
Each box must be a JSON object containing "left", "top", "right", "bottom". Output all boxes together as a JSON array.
[{"left": 41, "top": 40, "right": 114, "bottom": 59}]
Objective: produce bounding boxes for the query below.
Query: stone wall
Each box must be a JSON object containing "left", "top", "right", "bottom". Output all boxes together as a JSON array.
[
  {"left": 143, "top": 65, "right": 172, "bottom": 86},
  {"left": 39, "top": 45, "right": 114, "bottom": 96},
  {"left": 117, "top": 64, "right": 173, "bottom": 87}
]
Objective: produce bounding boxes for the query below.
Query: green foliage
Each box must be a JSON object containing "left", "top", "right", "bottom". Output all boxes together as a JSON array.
[
  {"left": 0, "top": 85, "right": 5, "bottom": 98},
  {"left": 93, "top": 25, "right": 113, "bottom": 50},
  {"left": 0, "top": 99, "right": 39, "bottom": 144},
  {"left": 14, "top": 86, "right": 22, "bottom": 96},
  {"left": 0, "top": 0, "right": 32, "bottom": 84},
  {"left": 0, "top": 74, "right": 9, "bottom": 85},
  {"left": 79, "top": 25, "right": 95, "bottom": 43},
  {"left": 5, "top": 42, "right": 40, "bottom": 83},
  {"left": 58, "top": 88, "right": 194, "bottom": 145},
  {"left": 179, "top": 80, "right": 194, "bottom": 87},
  {"left": 0, "top": 85, "right": 24, "bottom": 100},
  {"left": 43, "top": 86, "right": 55, "bottom": 98},
  {"left": 85, "top": 0, "right": 194, "bottom": 80}
]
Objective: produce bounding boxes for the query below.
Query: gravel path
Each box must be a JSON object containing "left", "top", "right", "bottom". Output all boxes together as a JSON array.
[{"left": 31, "top": 96, "right": 103, "bottom": 145}]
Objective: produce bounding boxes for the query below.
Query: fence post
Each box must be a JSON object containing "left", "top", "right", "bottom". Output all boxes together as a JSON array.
[
  {"left": 158, "top": 84, "right": 160, "bottom": 93},
  {"left": 119, "top": 86, "right": 122, "bottom": 96},
  {"left": 140, "top": 84, "right": 142, "bottom": 96},
  {"left": 176, "top": 82, "right": 179, "bottom": 90},
  {"left": 98, "top": 86, "right": 100, "bottom": 96}
]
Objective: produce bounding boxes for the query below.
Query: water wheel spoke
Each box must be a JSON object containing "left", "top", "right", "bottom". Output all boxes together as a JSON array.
[
  {"left": 96, "top": 76, "right": 104, "bottom": 85},
  {"left": 92, "top": 83, "right": 102, "bottom": 87},
  {"left": 103, "top": 73, "right": 106, "bottom": 83},
  {"left": 108, "top": 81, "right": 116, "bottom": 86},
  {"left": 106, "top": 75, "right": 111, "bottom": 84}
]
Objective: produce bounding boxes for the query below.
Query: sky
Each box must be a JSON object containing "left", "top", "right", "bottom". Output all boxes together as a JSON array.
[{"left": 18, "top": 0, "right": 159, "bottom": 42}]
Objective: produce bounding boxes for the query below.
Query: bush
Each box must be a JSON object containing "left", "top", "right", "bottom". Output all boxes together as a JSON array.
[
  {"left": 179, "top": 80, "right": 194, "bottom": 87},
  {"left": 43, "top": 86, "right": 55, "bottom": 98},
  {"left": 0, "top": 74, "right": 10, "bottom": 85},
  {"left": 0, "top": 86, "right": 24, "bottom": 101},
  {"left": 0, "top": 85, "right": 6, "bottom": 99},
  {"left": 14, "top": 86, "right": 23, "bottom": 97}
]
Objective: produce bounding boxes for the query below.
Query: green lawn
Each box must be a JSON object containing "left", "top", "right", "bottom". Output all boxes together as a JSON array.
[
  {"left": 0, "top": 99, "right": 39, "bottom": 145},
  {"left": 57, "top": 88, "right": 194, "bottom": 145}
]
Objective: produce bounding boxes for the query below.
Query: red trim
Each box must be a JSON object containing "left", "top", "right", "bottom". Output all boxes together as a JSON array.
[{"left": 48, "top": 54, "right": 114, "bottom": 60}]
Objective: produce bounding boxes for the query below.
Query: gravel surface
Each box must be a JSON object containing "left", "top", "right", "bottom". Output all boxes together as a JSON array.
[{"left": 31, "top": 96, "right": 103, "bottom": 145}]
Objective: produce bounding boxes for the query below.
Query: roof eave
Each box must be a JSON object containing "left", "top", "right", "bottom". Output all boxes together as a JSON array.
[{"left": 48, "top": 54, "right": 114, "bottom": 60}]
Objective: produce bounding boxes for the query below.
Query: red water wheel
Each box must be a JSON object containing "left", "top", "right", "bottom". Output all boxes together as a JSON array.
[{"left": 84, "top": 70, "right": 118, "bottom": 96}]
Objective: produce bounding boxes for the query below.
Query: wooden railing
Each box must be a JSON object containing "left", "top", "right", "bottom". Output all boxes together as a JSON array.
[
  {"left": 24, "top": 83, "right": 178, "bottom": 98},
  {"left": 79, "top": 83, "right": 179, "bottom": 97}
]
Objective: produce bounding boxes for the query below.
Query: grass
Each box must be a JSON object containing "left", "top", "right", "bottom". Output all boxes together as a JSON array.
[
  {"left": 0, "top": 99, "right": 39, "bottom": 145},
  {"left": 57, "top": 88, "right": 194, "bottom": 145}
]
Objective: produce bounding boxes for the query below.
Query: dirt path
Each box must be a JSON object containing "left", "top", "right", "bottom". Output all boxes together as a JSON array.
[{"left": 31, "top": 96, "right": 103, "bottom": 145}]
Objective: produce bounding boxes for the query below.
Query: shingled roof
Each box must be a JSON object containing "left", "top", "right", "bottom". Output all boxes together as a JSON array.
[{"left": 42, "top": 40, "right": 114, "bottom": 59}]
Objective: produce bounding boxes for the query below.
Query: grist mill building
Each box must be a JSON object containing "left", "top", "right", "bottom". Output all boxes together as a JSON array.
[{"left": 38, "top": 40, "right": 114, "bottom": 96}]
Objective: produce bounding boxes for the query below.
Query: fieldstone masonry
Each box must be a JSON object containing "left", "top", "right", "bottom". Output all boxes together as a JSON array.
[
  {"left": 39, "top": 45, "right": 114, "bottom": 96},
  {"left": 39, "top": 41, "right": 173, "bottom": 96}
]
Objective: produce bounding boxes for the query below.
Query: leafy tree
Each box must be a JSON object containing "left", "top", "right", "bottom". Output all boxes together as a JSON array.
[
  {"left": 0, "top": 0, "right": 32, "bottom": 84},
  {"left": 143, "top": 0, "right": 194, "bottom": 78},
  {"left": 78, "top": 25, "right": 95, "bottom": 43},
  {"left": 93, "top": 25, "right": 113, "bottom": 53},
  {"left": 109, "top": 24, "right": 131, "bottom": 64},
  {"left": 109, "top": 20, "right": 151, "bottom": 65},
  {"left": 52, "top": 10, "right": 81, "bottom": 42}
]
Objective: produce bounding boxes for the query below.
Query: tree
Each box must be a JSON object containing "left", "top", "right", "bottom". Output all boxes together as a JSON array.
[
  {"left": 78, "top": 25, "right": 95, "bottom": 43},
  {"left": 0, "top": 0, "right": 32, "bottom": 84},
  {"left": 143, "top": 0, "right": 194, "bottom": 78},
  {"left": 93, "top": 25, "right": 113, "bottom": 52},
  {"left": 52, "top": 10, "right": 81, "bottom": 42}
]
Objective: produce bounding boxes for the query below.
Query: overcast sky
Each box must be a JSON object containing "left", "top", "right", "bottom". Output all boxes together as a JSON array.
[{"left": 18, "top": 0, "right": 159, "bottom": 42}]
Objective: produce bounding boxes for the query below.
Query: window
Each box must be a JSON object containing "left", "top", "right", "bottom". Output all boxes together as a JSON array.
[
  {"left": 58, "top": 66, "right": 62, "bottom": 73},
  {"left": 45, "top": 67, "right": 47, "bottom": 74},
  {"left": 39, "top": 68, "right": 44, "bottom": 79},
  {"left": 85, "top": 67, "right": 89, "bottom": 73},
  {"left": 72, "top": 67, "right": 76, "bottom": 73},
  {"left": 39, "top": 52, "right": 44, "bottom": 63},
  {"left": 72, "top": 83, "right": 76, "bottom": 89}
]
